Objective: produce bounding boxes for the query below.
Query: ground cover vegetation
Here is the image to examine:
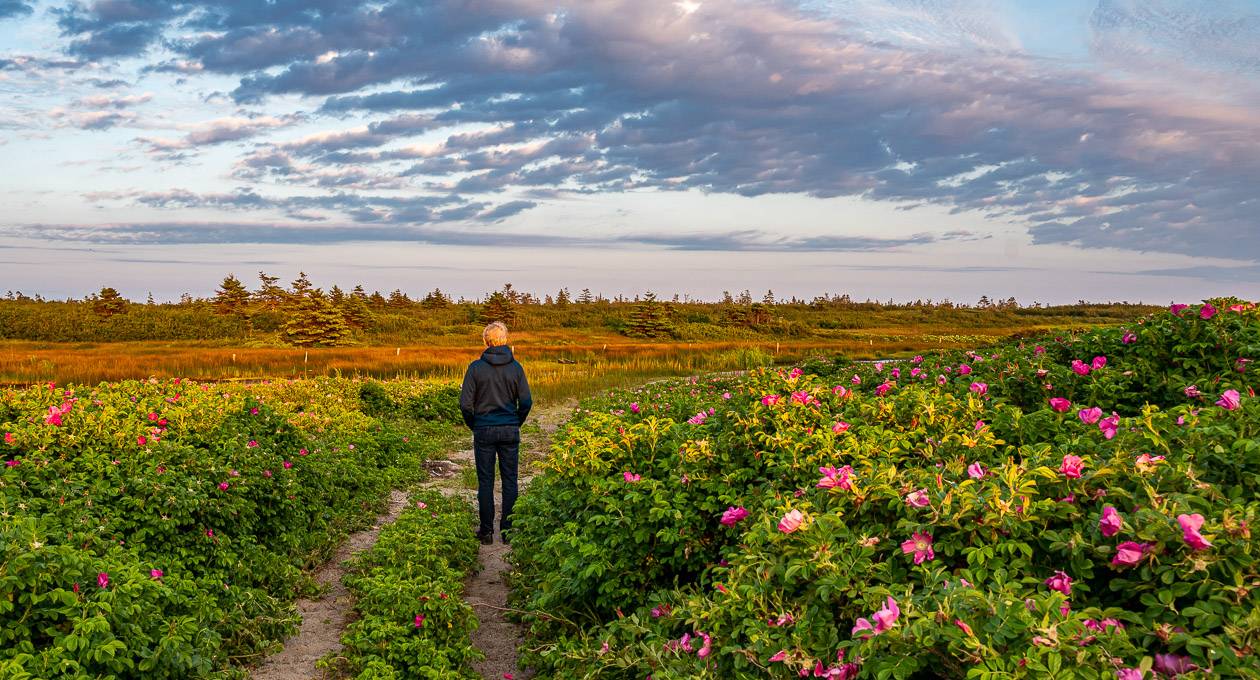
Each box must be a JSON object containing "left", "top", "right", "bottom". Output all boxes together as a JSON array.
[
  {"left": 328, "top": 489, "right": 482, "bottom": 679},
  {"left": 509, "top": 298, "right": 1259, "bottom": 678},
  {"left": 0, "top": 376, "right": 465, "bottom": 678}
]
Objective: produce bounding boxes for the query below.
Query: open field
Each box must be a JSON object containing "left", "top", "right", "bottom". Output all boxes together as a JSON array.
[{"left": 4, "top": 323, "right": 1094, "bottom": 400}]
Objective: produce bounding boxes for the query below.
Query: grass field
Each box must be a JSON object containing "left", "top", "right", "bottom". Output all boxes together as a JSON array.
[{"left": 0, "top": 321, "right": 1100, "bottom": 400}]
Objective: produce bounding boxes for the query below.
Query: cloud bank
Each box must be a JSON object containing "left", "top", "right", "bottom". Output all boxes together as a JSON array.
[{"left": 0, "top": 0, "right": 1255, "bottom": 261}]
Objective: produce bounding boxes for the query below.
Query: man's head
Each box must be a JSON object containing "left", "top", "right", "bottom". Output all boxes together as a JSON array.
[{"left": 482, "top": 321, "right": 509, "bottom": 347}]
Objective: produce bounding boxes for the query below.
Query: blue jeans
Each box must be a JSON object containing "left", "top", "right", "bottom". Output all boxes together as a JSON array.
[{"left": 473, "top": 425, "right": 519, "bottom": 536}]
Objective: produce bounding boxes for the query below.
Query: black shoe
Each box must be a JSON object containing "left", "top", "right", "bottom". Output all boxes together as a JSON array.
[{"left": 477, "top": 532, "right": 493, "bottom": 545}]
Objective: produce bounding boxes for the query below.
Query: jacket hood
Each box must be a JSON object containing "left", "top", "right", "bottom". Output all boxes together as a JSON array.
[{"left": 481, "top": 345, "right": 515, "bottom": 366}]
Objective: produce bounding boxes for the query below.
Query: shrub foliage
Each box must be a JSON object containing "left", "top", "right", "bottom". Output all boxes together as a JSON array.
[
  {"left": 0, "top": 377, "right": 462, "bottom": 678},
  {"left": 510, "top": 300, "right": 1260, "bottom": 678}
]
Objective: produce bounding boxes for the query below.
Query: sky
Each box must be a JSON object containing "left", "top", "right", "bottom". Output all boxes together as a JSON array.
[{"left": 1, "top": 0, "right": 1258, "bottom": 303}]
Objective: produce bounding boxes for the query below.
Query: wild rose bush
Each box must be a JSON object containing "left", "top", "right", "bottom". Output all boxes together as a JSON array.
[
  {"left": 0, "top": 377, "right": 462, "bottom": 678},
  {"left": 332, "top": 490, "right": 482, "bottom": 679},
  {"left": 510, "top": 302, "right": 1260, "bottom": 679},
  {"left": 805, "top": 299, "right": 1257, "bottom": 417}
]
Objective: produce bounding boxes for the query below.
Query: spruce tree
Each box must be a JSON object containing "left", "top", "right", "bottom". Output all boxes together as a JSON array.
[
  {"left": 555, "top": 288, "right": 571, "bottom": 305},
  {"left": 387, "top": 289, "right": 412, "bottom": 308},
  {"left": 625, "top": 292, "right": 674, "bottom": 338},
  {"left": 289, "top": 272, "right": 314, "bottom": 297},
  {"left": 421, "top": 288, "right": 450, "bottom": 309},
  {"left": 339, "top": 294, "right": 373, "bottom": 330},
  {"left": 577, "top": 288, "right": 594, "bottom": 304},
  {"left": 482, "top": 291, "right": 516, "bottom": 324},
  {"left": 256, "top": 272, "right": 287, "bottom": 310},
  {"left": 283, "top": 291, "right": 351, "bottom": 347},
  {"left": 91, "top": 287, "right": 128, "bottom": 318},
  {"left": 213, "top": 274, "right": 251, "bottom": 316}
]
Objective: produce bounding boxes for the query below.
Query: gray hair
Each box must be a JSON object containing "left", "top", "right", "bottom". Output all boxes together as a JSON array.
[{"left": 482, "top": 321, "right": 509, "bottom": 346}]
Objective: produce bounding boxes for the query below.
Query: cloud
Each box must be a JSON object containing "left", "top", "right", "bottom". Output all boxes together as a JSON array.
[
  {"left": 1090, "top": 0, "right": 1260, "bottom": 85},
  {"left": 620, "top": 228, "right": 986, "bottom": 251},
  {"left": 53, "top": 0, "right": 185, "bottom": 59},
  {"left": 137, "top": 115, "right": 301, "bottom": 156},
  {"left": 26, "top": 0, "right": 1260, "bottom": 261},
  {"left": 49, "top": 107, "right": 138, "bottom": 129},
  {"left": 0, "top": 55, "right": 87, "bottom": 74},
  {"left": 1128, "top": 265, "right": 1260, "bottom": 284},
  {"left": 0, "top": 0, "right": 33, "bottom": 20},
  {"left": 3, "top": 220, "right": 974, "bottom": 252},
  {"left": 75, "top": 92, "right": 152, "bottom": 108},
  {"left": 82, "top": 187, "right": 521, "bottom": 224}
]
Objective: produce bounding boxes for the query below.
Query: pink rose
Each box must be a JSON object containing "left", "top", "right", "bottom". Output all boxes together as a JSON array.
[
  {"left": 1177, "top": 513, "right": 1212, "bottom": 551},
  {"left": 900, "top": 532, "right": 935, "bottom": 564},
  {"left": 1099, "top": 506, "right": 1122, "bottom": 537},
  {"left": 1044, "top": 570, "right": 1072, "bottom": 595},
  {"left": 720, "top": 506, "right": 748, "bottom": 527},
  {"left": 904, "top": 489, "right": 930, "bottom": 508},
  {"left": 1078, "top": 407, "right": 1103, "bottom": 425},
  {"left": 1059, "top": 455, "right": 1084, "bottom": 479},
  {"left": 1111, "top": 541, "right": 1149, "bottom": 567},
  {"left": 778, "top": 509, "right": 804, "bottom": 534}
]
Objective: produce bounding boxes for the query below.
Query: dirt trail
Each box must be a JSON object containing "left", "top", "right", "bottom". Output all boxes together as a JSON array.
[
  {"left": 425, "top": 401, "right": 572, "bottom": 680},
  {"left": 251, "top": 489, "right": 411, "bottom": 680},
  {"left": 249, "top": 401, "right": 570, "bottom": 680}
]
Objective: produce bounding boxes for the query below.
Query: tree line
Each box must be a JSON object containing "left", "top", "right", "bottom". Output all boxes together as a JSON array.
[{"left": 0, "top": 273, "right": 1157, "bottom": 347}]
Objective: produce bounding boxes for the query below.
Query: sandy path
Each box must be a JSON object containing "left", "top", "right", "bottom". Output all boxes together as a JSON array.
[{"left": 251, "top": 489, "right": 411, "bottom": 680}]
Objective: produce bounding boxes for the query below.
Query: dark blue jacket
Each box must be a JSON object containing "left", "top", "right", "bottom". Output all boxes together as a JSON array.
[{"left": 459, "top": 345, "right": 532, "bottom": 429}]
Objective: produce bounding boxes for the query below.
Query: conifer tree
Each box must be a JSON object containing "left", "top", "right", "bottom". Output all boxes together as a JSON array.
[
  {"left": 555, "top": 288, "right": 571, "bottom": 306},
  {"left": 283, "top": 290, "right": 351, "bottom": 347},
  {"left": 256, "top": 272, "right": 287, "bottom": 310},
  {"left": 339, "top": 294, "right": 373, "bottom": 330},
  {"left": 91, "top": 287, "right": 128, "bottom": 318},
  {"left": 577, "top": 288, "right": 594, "bottom": 304},
  {"left": 289, "top": 272, "right": 314, "bottom": 297},
  {"left": 482, "top": 291, "right": 516, "bottom": 324},
  {"left": 213, "top": 274, "right": 251, "bottom": 316},
  {"left": 421, "top": 288, "right": 450, "bottom": 309},
  {"left": 625, "top": 292, "right": 674, "bottom": 338},
  {"left": 387, "top": 289, "right": 412, "bottom": 308}
]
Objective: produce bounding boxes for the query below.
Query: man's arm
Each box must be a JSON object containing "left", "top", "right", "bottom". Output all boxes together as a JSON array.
[
  {"left": 458, "top": 364, "right": 478, "bottom": 430},
  {"left": 516, "top": 365, "right": 533, "bottom": 425}
]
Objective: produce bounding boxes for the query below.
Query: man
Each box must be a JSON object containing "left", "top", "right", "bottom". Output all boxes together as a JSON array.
[{"left": 459, "top": 321, "right": 532, "bottom": 545}]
